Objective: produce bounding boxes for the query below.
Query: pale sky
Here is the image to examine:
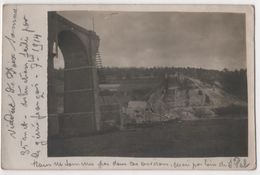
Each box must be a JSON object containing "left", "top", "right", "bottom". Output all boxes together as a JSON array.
[{"left": 56, "top": 11, "right": 246, "bottom": 70}]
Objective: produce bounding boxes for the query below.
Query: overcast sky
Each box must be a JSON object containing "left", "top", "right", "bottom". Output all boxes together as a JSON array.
[{"left": 58, "top": 11, "right": 246, "bottom": 70}]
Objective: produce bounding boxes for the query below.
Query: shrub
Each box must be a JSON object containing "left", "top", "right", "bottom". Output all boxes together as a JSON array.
[{"left": 213, "top": 105, "right": 248, "bottom": 115}]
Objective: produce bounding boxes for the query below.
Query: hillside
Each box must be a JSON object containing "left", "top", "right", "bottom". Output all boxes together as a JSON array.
[
  {"left": 98, "top": 67, "right": 248, "bottom": 101},
  {"left": 147, "top": 73, "right": 247, "bottom": 121},
  {"left": 52, "top": 67, "right": 248, "bottom": 123}
]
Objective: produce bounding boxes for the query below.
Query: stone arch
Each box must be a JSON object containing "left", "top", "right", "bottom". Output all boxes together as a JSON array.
[
  {"left": 48, "top": 12, "right": 101, "bottom": 137},
  {"left": 58, "top": 30, "right": 91, "bottom": 68}
]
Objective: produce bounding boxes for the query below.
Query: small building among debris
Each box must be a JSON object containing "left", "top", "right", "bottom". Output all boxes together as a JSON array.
[{"left": 126, "top": 101, "right": 147, "bottom": 124}]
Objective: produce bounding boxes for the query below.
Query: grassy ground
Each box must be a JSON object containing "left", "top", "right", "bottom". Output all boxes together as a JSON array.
[{"left": 48, "top": 118, "right": 247, "bottom": 157}]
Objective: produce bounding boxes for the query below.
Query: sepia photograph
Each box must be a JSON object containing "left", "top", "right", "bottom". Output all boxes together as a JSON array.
[
  {"left": 47, "top": 10, "right": 249, "bottom": 158},
  {"left": 1, "top": 2, "right": 256, "bottom": 170}
]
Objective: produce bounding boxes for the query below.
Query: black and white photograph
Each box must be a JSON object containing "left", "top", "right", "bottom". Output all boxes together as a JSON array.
[
  {"left": 1, "top": 3, "right": 257, "bottom": 170},
  {"left": 47, "top": 10, "right": 249, "bottom": 158}
]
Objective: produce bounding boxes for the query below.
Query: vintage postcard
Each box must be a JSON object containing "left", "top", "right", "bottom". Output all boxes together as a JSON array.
[{"left": 1, "top": 4, "right": 256, "bottom": 170}]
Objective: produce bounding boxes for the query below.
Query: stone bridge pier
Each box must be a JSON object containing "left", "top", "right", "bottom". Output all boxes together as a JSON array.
[{"left": 48, "top": 12, "right": 101, "bottom": 137}]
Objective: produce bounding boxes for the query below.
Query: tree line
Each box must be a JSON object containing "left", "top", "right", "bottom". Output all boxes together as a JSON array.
[{"left": 53, "top": 66, "right": 248, "bottom": 101}]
